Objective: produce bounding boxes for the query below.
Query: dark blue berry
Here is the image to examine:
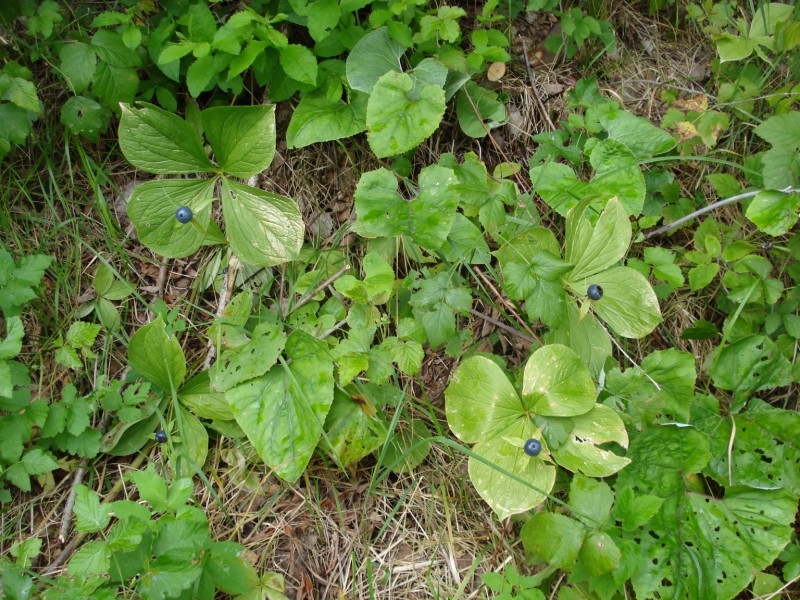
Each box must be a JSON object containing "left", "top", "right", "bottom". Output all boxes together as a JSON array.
[
  {"left": 587, "top": 284, "right": 603, "bottom": 300},
  {"left": 763, "top": 241, "right": 773, "bottom": 251},
  {"left": 175, "top": 206, "right": 193, "bottom": 224},
  {"left": 154, "top": 430, "right": 168, "bottom": 443},
  {"left": 524, "top": 438, "right": 542, "bottom": 457}
]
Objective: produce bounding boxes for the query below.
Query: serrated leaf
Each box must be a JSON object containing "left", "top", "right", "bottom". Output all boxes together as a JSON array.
[
  {"left": 67, "top": 541, "right": 110, "bottom": 578},
  {"left": 119, "top": 103, "right": 214, "bottom": 174},
  {"left": 211, "top": 325, "right": 287, "bottom": 392},
  {"left": 221, "top": 180, "right": 304, "bottom": 267},
  {"left": 745, "top": 189, "right": 800, "bottom": 236},
  {"left": 366, "top": 70, "right": 445, "bottom": 158},
  {"left": 201, "top": 105, "right": 276, "bottom": 178},
  {"left": 74, "top": 484, "right": 111, "bottom": 532},
  {"left": 59, "top": 43, "right": 97, "bottom": 94},
  {"left": 186, "top": 54, "right": 216, "bottom": 97},
  {"left": 286, "top": 89, "right": 367, "bottom": 148},
  {"left": 61, "top": 96, "right": 109, "bottom": 142},
  {"left": 91, "top": 63, "right": 139, "bottom": 105},
  {"left": 279, "top": 44, "right": 318, "bottom": 86},
  {"left": 520, "top": 511, "right": 584, "bottom": 569}
]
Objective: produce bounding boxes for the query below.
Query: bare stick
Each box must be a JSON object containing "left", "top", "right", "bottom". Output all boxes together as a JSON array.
[
  {"left": 469, "top": 308, "right": 538, "bottom": 345},
  {"left": 520, "top": 36, "right": 556, "bottom": 131},
  {"left": 291, "top": 264, "right": 350, "bottom": 314},
  {"left": 642, "top": 186, "right": 798, "bottom": 240},
  {"left": 203, "top": 255, "right": 241, "bottom": 369}
]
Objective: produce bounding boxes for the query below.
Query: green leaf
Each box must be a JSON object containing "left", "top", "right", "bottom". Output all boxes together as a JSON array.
[
  {"left": 521, "top": 344, "right": 595, "bottom": 417},
  {"left": 366, "top": 70, "right": 446, "bottom": 158},
  {"left": 211, "top": 325, "right": 287, "bottom": 392},
  {"left": 226, "top": 331, "right": 334, "bottom": 482},
  {"left": 469, "top": 426, "right": 557, "bottom": 519},
  {"left": 753, "top": 112, "right": 800, "bottom": 189},
  {"left": 577, "top": 531, "right": 621, "bottom": 576},
  {"left": 279, "top": 44, "right": 318, "bottom": 86},
  {"left": 200, "top": 105, "right": 276, "bottom": 178},
  {"left": 566, "top": 197, "right": 631, "bottom": 282},
  {"left": 544, "top": 303, "right": 611, "bottom": 379},
  {"left": 61, "top": 96, "right": 109, "bottom": 142},
  {"left": 346, "top": 27, "right": 404, "bottom": 93},
  {"left": 128, "top": 464, "right": 169, "bottom": 512},
  {"left": 383, "top": 419, "right": 432, "bottom": 473},
  {"left": 91, "top": 63, "right": 139, "bottom": 106},
  {"left": 613, "top": 487, "right": 663, "bottom": 532},
  {"left": 67, "top": 541, "right": 110, "bottom": 578},
  {"left": 333, "top": 252, "right": 394, "bottom": 305},
  {"left": 552, "top": 404, "right": 631, "bottom": 477},
  {"left": 585, "top": 266, "right": 662, "bottom": 339},
  {"left": 206, "top": 542, "right": 260, "bottom": 595},
  {"left": 126, "top": 178, "right": 216, "bottom": 258},
  {"left": 137, "top": 556, "right": 203, "bottom": 599},
  {"left": 688, "top": 262, "right": 719, "bottom": 291},
  {"left": 59, "top": 43, "right": 96, "bottom": 94},
  {"left": 445, "top": 356, "right": 523, "bottom": 443},
  {"left": 119, "top": 103, "right": 214, "bottom": 174},
  {"left": 745, "top": 189, "right": 800, "bottom": 236},
  {"left": 91, "top": 30, "right": 141, "bottom": 69},
  {"left": 716, "top": 32, "right": 755, "bottom": 62},
  {"left": 186, "top": 54, "right": 216, "bottom": 97},
  {"left": 169, "top": 407, "right": 208, "bottom": 477},
  {"left": 711, "top": 335, "right": 792, "bottom": 405},
  {"left": 456, "top": 81, "right": 506, "bottom": 138},
  {"left": 587, "top": 139, "right": 646, "bottom": 216},
  {"left": 221, "top": 180, "right": 304, "bottom": 267},
  {"left": 569, "top": 474, "right": 613, "bottom": 527},
  {"left": 128, "top": 316, "right": 186, "bottom": 391},
  {"left": 323, "top": 389, "right": 388, "bottom": 465},
  {"left": 3, "top": 448, "right": 59, "bottom": 492},
  {"left": 599, "top": 108, "right": 676, "bottom": 158},
  {"left": 286, "top": 89, "right": 367, "bottom": 148},
  {"left": 520, "top": 512, "right": 584, "bottom": 569},
  {"left": 179, "top": 371, "right": 233, "bottom": 420},
  {"left": 74, "top": 484, "right": 111, "bottom": 532},
  {"left": 439, "top": 213, "right": 491, "bottom": 265},
  {"left": 353, "top": 165, "right": 458, "bottom": 249},
  {"left": 697, "top": 397, "right": 800, "bottom": 494}
]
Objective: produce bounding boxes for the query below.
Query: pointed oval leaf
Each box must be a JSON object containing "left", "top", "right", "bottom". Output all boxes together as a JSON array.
[
  {"left": 366, "top": 70, "right": 446, "bottom": 158},
  {"left": 586, "top": 266, "right": 662, "bottom": 339},
  {"left": 469, "top": 431, "right": 556, "bottom": 519},
  {"left": 126, "top": 178, "right": 216, "bottom": 258},
  {"left": 522, "top": 344, "right": 595, "bottom": 417},
  {"left": 119, "top": 103, "right": 214, "bottom": 174},
  {"left": 128, "top": 316, "right": 186, "bottom": 392},
  {"left": 445, "top": 355, "right": 523, "bottom": 443},
  {"left": 544, "top": 303, "right": 611, "bottom": 380},
  {"left": 222, "top": 180, "right": 304, "bottom": 267},
  {"left": 200, "top": 105, "right": 276, "bottom": 178},
  {"left": 178, "top": 371, "right": 233, "bottom": 421},
  {"left": 566, "top": 197, "right": 631, "bottom": 281}
]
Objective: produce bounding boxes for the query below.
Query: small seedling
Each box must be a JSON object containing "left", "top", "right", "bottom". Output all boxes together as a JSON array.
[
  {"left": 587, "top": 284, "right": 603, "bottom": 300},
  {"left": 523, "top": 438, "right": 542, "bottom": 457},
  {"left": 175, "top": 206, "right": 193, "bottom": 224},
  {"left": 154, "top": 430, "right": 168, "bottom": 443}
]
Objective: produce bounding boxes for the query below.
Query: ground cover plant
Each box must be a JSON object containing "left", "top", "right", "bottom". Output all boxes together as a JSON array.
[{"left": 1, "top": 0, "right": 799, "bottom": 598}]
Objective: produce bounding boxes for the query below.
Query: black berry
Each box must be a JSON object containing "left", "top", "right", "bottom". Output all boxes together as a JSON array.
[
  {"left": 175, "top": 206, "right": 193, "bottom": 224},
  {"left": 587, "top": 284, "right": 603, "bottom": 300},
  {"left": 154, "top": 430, "right": 168, "bottom": 443},
  {"left": 524, "top": 438, "right": 542, "bottom": 457}
]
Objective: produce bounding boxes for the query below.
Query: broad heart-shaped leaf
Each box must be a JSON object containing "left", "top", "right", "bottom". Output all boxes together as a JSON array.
[
  {"left": 286, "top": 89, "right": 367, "bottom": 148},
  {"left": 629, "top": 486, "right": 796, "bottom": 599},
  {"left": 445, "top": 355, "right": 524, "bottom": 443},
  {"left": 745, "top": 189, "right": 800, "bottom": 236},
  {"left": 221, "top": 179, "right": 304, "bottom": 267},
  {"left": 126, "top": 178, "right": 216, "bottom": 258},
  {"left": 544, "top": 303, "right": 611, "bottom": 379},
  {"left": 119, "top": 103, "right": 214, "bottom": 174},
  {"left": 323, "top": 388, "right": 389, "bottom": 466},
  {"left": 578, "top": 266, "right": 662, "bottom": 339},
  {"left": 599, "top": 107, "right": 676, "bottom": 159},
  {"left": 469, "top": 421, "right": 557, "bottom": 519},
  {"left": 521, "top": 345, "right": 595, "bottom": 417},
  {"left": 226, "top": 331, "right": 334, "bottom": 482},
  {"left": 551, "top": 404, "right": 631, "bottom": 477},
  {"left": 200, "top": 105, "right": 276, "bottom": 179},
  {"left": 710, "top": 335, "right": 792, "bottom": 406},
  {"left": 695, "top": 397, "right": 800, "bottom": 495},
  {"left": 353, "top": 165, "right": 458, "bottom": 250},
  {"left": 128, "top": 316, "right": 186, "bottom": 392},
  {"left": 366, "top": 70, "right": 446, "bottom": 158},
  {"left": 346, "top": 26, "right": 404, "bottom": 93},
  {"left": 565, "top": 198, "right": 631, "bottom": 281}
]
